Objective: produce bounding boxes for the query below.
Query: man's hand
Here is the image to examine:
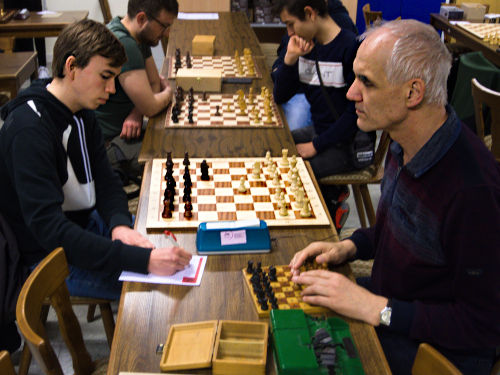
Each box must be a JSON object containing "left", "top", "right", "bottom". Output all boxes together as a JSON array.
[
  {"left": 159, "top": 74, "right": 169, "bottom": 92},
  {"left": 292, "top": 270, "right": 388, "bottom": 325},
  {"left": 284, "top": 35, "right": 315, "bottom": 65},
  {"left": 290, "top": 240, "right": 357, "bottom": 276},
  {"left": 120, "top": 107, "right": 143, "bottom": 140},
  {"left": 147, "top": 247, "right": 193, "bottom": 276},
  {"left": 111, "top": 225, "right": 155, "bottom": 249},
  {"left": 296, "top": 142, "right": 317, "bottom": 159}
]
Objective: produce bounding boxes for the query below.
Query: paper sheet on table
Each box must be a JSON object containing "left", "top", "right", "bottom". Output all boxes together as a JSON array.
[
  {"left": 119, "top": 256, "right": 207, "bottom": 286},
  {"left": 177, "top": 12, "right": 219, "bottom": 20},
  {"left": 38, "top": 11, "right": 62, "bottom": 18}
]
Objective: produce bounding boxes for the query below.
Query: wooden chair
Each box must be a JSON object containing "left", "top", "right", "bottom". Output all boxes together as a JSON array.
[
  {"left": 471, "top": 78, "right": 500, "bottom": 164},
  {"left": 0, "top": 37, "right": 16, "bottom": 53},
  {"left": 99, "top": 0, "right": 113, "bottom": 24},
  {"left": 362, "top": 4, "right": 383, "bottom": 28},
  {"left": 318, "top": 131, "right": 391, "bottom": 228},
  {"left": 0, "top": 351, "right": 16, "bottom": 375},
  {"left": 16, "top": 247, "right": 109, "bottom": 375},
  {"left": 412, "top": 343, "right": 462, "bottom": 375}
]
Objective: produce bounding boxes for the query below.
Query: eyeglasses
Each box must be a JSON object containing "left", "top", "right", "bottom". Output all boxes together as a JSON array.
[{"left": 149, "top": 15, "right": 172, "bottom": 34}]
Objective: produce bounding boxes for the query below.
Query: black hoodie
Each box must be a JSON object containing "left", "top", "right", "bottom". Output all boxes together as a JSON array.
[{"left": 0, "top": 79, "right": 151, "bottom": 274}]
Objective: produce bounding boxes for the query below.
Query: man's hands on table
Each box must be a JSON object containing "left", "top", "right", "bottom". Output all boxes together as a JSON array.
[
  {"left": 290, "top": 240, "right": 388, "bottom": 326},
  {"left": 111, "top": 225, "right": 192, "bottom": 276}
]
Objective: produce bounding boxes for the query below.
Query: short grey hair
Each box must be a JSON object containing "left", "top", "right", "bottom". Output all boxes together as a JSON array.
[{"left": 361, "top": 19, "right": 452, "bottom": 107}]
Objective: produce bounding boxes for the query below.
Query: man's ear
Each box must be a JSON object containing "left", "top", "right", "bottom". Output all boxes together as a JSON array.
[
  {"left": 304, "top": 6, "right": 315, "bottom": 20},
  {"left": 65, "top": 55, "right": 77, "bottom": 80},
  {"left": 136, "top": 11, "right": 148, "bottom": 27},
  {"left": 406, "top": 79, "right": 425, "bottom": 108}
]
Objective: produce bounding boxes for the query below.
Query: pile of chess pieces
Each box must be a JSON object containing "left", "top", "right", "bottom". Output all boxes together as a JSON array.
[
  {"left": 235, "top": 48, "right": 255, "bottom": 76},
  {"left": 235, "top": 87, "right": 274, "bottom": 124},
  {"left": 483, "top": 32, "right": 500, "bottom": 45}
]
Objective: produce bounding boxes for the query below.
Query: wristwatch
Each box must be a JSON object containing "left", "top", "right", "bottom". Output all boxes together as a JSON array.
[{"left": 379, "top": 299, "right": 393, "bottom": 326}]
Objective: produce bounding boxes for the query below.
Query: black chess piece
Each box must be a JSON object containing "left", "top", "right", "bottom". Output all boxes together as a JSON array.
[
  {"left": 200, "top": 159, "right": 210, "bottom": 181},
  {"left": 186, "top": 52, "right": 192, "bottom": 68},
  {"left": 183, "top": 151, "right": 190, "bottom": 166},
  {"left": 246, "top": 260, "right": 254, "bottom": 274},
  {"left": 215, "top": 105, "right": 221, "bottom": 116},
  {"left": 188, "top": 112, "right": 194, "bottom": 124}
]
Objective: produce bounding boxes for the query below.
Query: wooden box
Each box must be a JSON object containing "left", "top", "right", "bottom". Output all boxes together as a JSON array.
[
  {"left": 175, "top": 68, "right": 222, "bottom": 93},
  {"left": 192, "top": 35, "right": 216, "bottom": 56},
  {"left": 160, "top": 320, "right": 268, "bottom": 375}
]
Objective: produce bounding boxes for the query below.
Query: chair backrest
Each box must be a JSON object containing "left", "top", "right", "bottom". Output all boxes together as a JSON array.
[
  {"left": 471, "top": 78, "right": 500, "bottom": 163},
  {"left": 0, "top": 351, "right": 16, "bottom": 375},
  {"left": 16, "top": 247, "right": 95, "bottom": 375},
  {"left": 362, "top": 4, "right": 383, "bottom": 28},
  {"left": 412, "top": 343, "right": 462, "bottom": 375},
  {"left": 99, "top": 0, "right": 113, "bottom": 24},
  {"left": 0, "top": 37, "right": 15, "bottom": 53}
]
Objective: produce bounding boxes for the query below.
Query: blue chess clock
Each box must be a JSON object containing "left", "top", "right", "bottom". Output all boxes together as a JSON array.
[{"left": 196, "top": 219, "right": 271, "bottom": 254}]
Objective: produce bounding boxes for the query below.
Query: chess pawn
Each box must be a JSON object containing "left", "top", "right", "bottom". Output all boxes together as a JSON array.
[
  {"left": 274, "top": 186, "right": 282, "bottom": 200},
  {"left": 252, "top": 161, "right": 261, "bottom": 179},
  {"left": 264, "top": 111, "right": 274, "bottom": 124},
  {"left": 248, "top": 88, "right": 254, "bottom": 104},
  {"left": 281, "top": 149, "right": 289, "bottom": 166},
  {"left": 238, "top": 177, "right": 247, "bottom": 193},
  {"left": 265, "top": 151, "right": 272, "bottom": 167},
  {"left": 254, "top": 112, "right": 261, "bottom": 124},
  {"left": 279, "top": 199, "right": 288, "bottom": 216},
  {"left": 226, "top": 102, "right": 232, "bottom": 112},
  {"left": 295, "top": 188, "right": 305, "bottom": 208},
  {"left": 261, "top": 86, "right": 266, "bottom": 98},
  {"left": 300, "top": 197, "right": 311, "bottom": 218},
  {"left": 290, "top": 176, "right": 298, "bottom": 192},
  {"left": 272, "top": 172, "right": 280, "bottom": 186}
]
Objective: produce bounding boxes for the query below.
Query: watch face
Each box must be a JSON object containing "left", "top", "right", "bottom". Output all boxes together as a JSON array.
[{"left": 381, "top": 309, "right": 392, "bottom": 325}]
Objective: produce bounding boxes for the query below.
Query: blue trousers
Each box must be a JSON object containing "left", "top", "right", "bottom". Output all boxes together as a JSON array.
[
  {"left": 30, "top": 211, "right": 126, "bottom": 300},
  {"left": 281, "top": 93, "right": 313, "bottom": 131}
]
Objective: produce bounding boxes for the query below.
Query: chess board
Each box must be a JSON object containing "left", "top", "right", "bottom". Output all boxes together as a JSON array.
[
  {"left": 458, "top": 23, "right": 500, "bottom": 39},
  {"left": 165, "top": 93, "right": 284, "bottom": 128},
  {"left": 168, "top": 56, "right": 263, "bottom": 79},
  {"left": 146, "top": 157, "right": 330, "bottom": 230},
  {"left": 242, "top": 263, "right": 330, "bottom": 318}
]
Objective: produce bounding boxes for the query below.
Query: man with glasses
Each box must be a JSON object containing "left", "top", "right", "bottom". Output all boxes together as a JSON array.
[{"left": 95, "top": 0, "right": 178, "bottom": 178}]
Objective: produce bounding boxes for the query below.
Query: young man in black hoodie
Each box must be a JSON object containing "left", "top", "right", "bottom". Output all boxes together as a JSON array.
[{"left": 0, "top": 20, "right": 192, "bottom": 301}]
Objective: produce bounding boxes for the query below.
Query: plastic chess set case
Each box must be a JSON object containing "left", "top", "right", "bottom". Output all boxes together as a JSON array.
[
  {"left": 270, "top": 309, "right": 366, "bottom": 375},
  {"left": 440, "top": 5, "right": 464, "bottom": 20}
]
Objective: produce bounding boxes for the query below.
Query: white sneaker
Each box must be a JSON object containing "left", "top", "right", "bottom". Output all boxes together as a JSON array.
[{"left": 38, "top": 66, "right": 50, "bottom": 79}]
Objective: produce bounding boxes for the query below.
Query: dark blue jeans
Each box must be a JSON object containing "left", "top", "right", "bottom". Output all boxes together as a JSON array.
[
  {"left": 30, "top": 211, "right": 127, "bottom": 300},
  {"left": 357, "top": 277, "right": 496, "bottom": 375}
]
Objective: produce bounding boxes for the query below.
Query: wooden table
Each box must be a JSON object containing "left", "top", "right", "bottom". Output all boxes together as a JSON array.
[
  {"left": 107, "top": 160, "right": 391, "bottom": 375},
  {"left": 430, "top": 13, "right": 500, "bottom": 67},
  {"left": 138, "top": 56, "right": 295, "bottom": 162},
  {"left": 166, "top": 12, "right": 265, "bottom": 57},
  {"left": 0, "top": 10, "right": 89, "bottom": 38},
  {"left": 0, "top": 52, "right": 38, "bottom": 99}
]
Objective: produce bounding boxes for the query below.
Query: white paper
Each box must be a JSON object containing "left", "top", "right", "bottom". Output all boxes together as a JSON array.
[
  {"left": 450, "top": 21, "right": 470, "bottom": 25},
  {"left": 206, "top": 218, "right": 260, "bottom": 230},
  {"left": 119, "top": 256, "right": 207, "bottom": 286},
  {"left": 177, "top": 12, "right": 219, "bottom": 20},
  {"left": 485, "top": 14, "right": 500, "bottom": 19}
]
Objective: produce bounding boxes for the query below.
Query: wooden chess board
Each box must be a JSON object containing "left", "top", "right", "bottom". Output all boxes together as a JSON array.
[
  {"left": 165, "top": 93, "right": 284, "bottom": 128},
  {"left": 242, "top": 263, "right": 330, "bottom": 318},
  {"left": 167, "top": 56, "right": 263, "bottom": 79},
  {"left": 458, "top": 23, "right": 500, "bottom": 39},
  {"left": 146, "top": 157, "right": 330, "bottom": 230}
]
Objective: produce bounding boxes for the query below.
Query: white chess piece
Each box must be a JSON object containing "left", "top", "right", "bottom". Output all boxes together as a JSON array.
[
  {"left": 273, "top": 173, "right": 280, "bottom": 186},
  {"left": 238, "top": 177, "right": 247, "bottom": 193},
  {"left": 279, "top": 198, "right": 288, "bottom": 216},
  {"left": 281, "top": 149, "right": 289, "bottom": 166},
  {"left": 252, "top": 161, "right": 261, "bottom": 179},
  {"left": 290, "top": 176, "right": 298, "bottom": 193},
  {"left": 300, "top": 197, "right": 311, "bottom": 217},
  {"left": 295, "top": 188, "right": 304, "bottom": 208},
  {"left": 274, "top": 186, "right": 282, "bottom": 200}
]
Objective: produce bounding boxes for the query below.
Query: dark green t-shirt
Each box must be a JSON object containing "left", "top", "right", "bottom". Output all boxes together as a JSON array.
[{"left": 94, "top": 17, "right": 152, "bottom": 141}]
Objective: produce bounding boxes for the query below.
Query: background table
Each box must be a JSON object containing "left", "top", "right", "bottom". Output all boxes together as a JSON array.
[
  {"left": 166, "top": 12, "right": 265, "bottom": 57},
  {"left": 0, "top": 51, "right": 38, "bottom": 99},
  {"left": 139, "top": 57, "right": 294, "bottom": 162},
  {"left": 0, "top": 10, "right": 88, "bottom": 38},
  {"left": 430, "top": 13, "right": 500, "bottom": 67}
]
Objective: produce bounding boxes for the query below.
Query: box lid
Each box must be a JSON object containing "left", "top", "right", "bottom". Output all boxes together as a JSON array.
[
  {"left": 176, "top": 68, "right": 222, "bottom": 79},
  {"left": 160, "top": 320, "right": 218, "bottom": 371}
]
